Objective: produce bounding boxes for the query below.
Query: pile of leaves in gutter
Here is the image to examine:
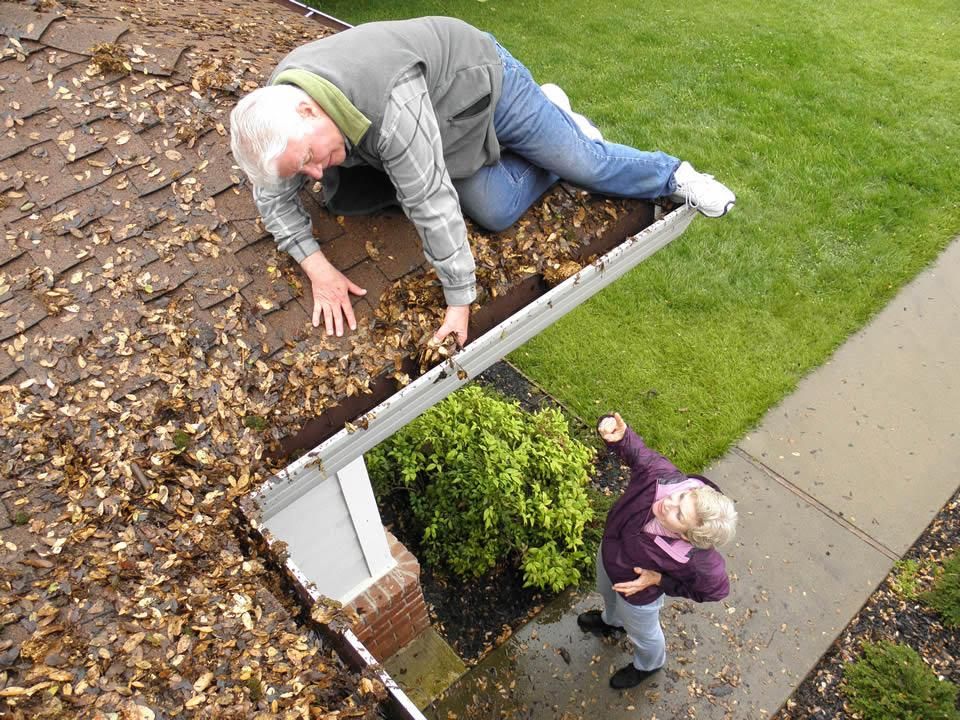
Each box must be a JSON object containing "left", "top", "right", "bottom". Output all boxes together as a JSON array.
[
  {"left": 374, "top": 191, "right": 635, "bottom": 382},
  {"left": 0, "top": 302, "right": 391, "bottom": 717},
  {"left": 775, "top": 487, "right": 960, "bottom": 719}
]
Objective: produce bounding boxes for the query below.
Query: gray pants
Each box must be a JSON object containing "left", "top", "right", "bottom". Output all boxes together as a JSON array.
[{"left": 596, "top": 547, "right": 667, "bottom": 671}]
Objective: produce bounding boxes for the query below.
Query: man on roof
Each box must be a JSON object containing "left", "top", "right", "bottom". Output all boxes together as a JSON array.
[{"left": 230, "top": 16, "right": 735, "bottom": 346}]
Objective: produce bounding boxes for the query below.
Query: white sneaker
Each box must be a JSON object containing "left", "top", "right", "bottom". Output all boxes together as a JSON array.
[
  {"left": 669, "top": 161, "right": 735, "bottom": 217},
  {"left": 540, "top": 83, "right": 604, "bottom": 142}
]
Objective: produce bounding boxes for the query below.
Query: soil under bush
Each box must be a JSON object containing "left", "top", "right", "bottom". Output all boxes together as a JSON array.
[{"left": 376, "top": 361, "right": 629, "bottom": 662}]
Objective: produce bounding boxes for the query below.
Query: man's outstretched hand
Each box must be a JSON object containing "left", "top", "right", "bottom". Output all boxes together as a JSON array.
[
  {"left": 301, "top": 251, "right": 367, "bottom": 337},
  {"left": 432, "top": 304, "right": 470, "bottom": 347}
]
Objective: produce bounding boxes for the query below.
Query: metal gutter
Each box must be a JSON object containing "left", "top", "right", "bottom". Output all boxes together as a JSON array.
[
  {"left": 338, "top": 628, "right": 425, "bottom": 720},
  {"left": 256, "top": 204, "right": 696, "bottom": 518}
]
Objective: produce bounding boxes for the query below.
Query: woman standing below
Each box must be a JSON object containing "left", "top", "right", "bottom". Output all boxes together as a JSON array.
[{"left": 580, "top": 413, "right": 738, "bottom": 689}]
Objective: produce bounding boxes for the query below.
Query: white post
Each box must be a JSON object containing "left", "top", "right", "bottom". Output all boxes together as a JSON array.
[
  {"left": 261, "top": 456, "right": 395, "bottom": 603},
  {"left": 338, "top": 456, "right": 395, "bottom": 597}
]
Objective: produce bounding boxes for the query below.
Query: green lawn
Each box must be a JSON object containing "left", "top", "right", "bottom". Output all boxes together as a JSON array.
[{"left": 311, "top": 0, "right": 960, "bottom": 470}]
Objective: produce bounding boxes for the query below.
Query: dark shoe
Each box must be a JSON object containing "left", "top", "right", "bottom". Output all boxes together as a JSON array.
[
  {"left": 577, "top": 609, "right": 620, "bottom": 637},
  {"left": 609, "top": 662, "right": 662, "bottom": 690}
]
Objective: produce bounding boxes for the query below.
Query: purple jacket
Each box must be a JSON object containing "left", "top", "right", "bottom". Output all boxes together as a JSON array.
[{"left": 601, "top": 426, "right": 730, "bottom": 607}]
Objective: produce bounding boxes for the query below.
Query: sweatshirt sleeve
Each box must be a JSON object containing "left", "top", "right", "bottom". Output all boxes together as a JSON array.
[
  {"left": 378, "top": 68, "right": 476, "bottom": 307},
  {"left": 607, "top": 426, "right": 679, "bottom": 491},
  {"left": 253, "top": 175, "right": 320, "bottom": 265},
  {"left": 658, "top": 552, "right": 730, "bottom": 603}
]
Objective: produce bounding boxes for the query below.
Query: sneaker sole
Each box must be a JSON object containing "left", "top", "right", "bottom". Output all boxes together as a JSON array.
[{"left": 697, "top": 199, "right": 736, "bottom": 218}]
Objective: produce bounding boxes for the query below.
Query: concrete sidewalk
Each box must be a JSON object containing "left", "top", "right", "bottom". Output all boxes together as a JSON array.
[{"left": 428, "top": 238, "right": 960, "bottom": 719}]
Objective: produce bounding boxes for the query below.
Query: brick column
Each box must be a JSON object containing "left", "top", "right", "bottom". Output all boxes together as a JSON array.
[{"left": 345, "top": 531, "right": 430, "bottom": 661}]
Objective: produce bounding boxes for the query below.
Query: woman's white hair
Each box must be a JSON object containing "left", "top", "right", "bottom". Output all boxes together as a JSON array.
[
  {"left": 230, "top": 85, "right": 313, "bottom": 187},
  {"left": 686, "top": 486, "right": 738, "bottom": 549}
]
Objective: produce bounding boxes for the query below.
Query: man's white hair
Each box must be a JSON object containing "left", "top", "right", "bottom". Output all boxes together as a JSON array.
[
  {"left": 230, "top": 85, "right": 313, "bottom": 187},
  {"left": 686, "top": 486, "right": 738, "bottom": 549}
]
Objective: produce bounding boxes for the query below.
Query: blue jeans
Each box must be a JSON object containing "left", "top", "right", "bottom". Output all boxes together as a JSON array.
[
  {"left": 596, "top": 546, "right": 667, "bottom": 671},
  {"left": 454, "top": 42, "right": 680, "bottom": 231}
]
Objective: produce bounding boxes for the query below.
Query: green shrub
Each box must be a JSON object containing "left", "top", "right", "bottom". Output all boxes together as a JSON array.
[
  {"left": 923, "top": 551, "right": 960, "bottom": 628},
  {"left": 843, "top": 640, "right": 960, "bottom": 720},
  {"left": 172, "top": 429, "right": 191, "bottom": 450},
  {"left": 367, "top": 385, "right": 594, "bottom": 592},
  {"left": 890, "top": 558, "right": 922, "bottom": 600},
  {"left": 243, "top": 415, "right": 269, "bottom": 431}
]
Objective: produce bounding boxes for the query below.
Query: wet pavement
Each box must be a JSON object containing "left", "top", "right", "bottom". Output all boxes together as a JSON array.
[{"left": 428, "top": 237, "right": 960, "bottom": 719}]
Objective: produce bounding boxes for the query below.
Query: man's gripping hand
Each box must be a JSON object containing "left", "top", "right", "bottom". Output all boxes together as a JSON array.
[
  {"left": 432, "top": 304, "right": 470, "bottom": 347},
  {"left": 301, "top": 251, "right": 367, "bottom": 337}
]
